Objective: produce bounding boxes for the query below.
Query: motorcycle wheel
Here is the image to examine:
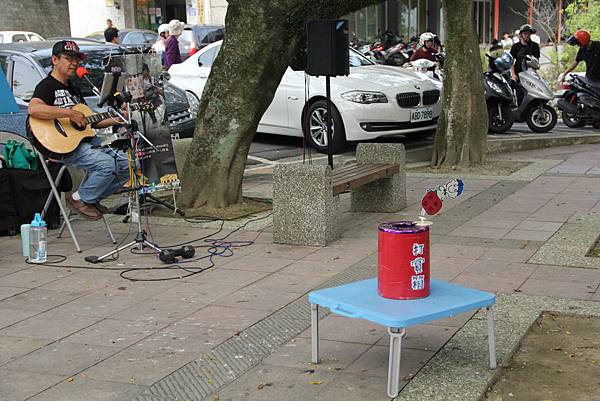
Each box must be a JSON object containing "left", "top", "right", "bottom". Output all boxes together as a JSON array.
[
  {"left": 488, "top": 103, "right": 514, "bottom": 134},
  {"left": 526, "top": 104, "right": 557, "bottom": 133},
  {"left": 561, "top": 111, "right": 586, "bottom": 128},
  {"left": 306, "top": 100, "right": 348, "bottom": 154}
]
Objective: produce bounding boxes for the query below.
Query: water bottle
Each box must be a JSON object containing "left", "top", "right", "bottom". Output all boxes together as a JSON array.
[
  {"left": 29, "top": 213, "right": 47, "bottom": 264},
  {"left": 20, "top": 224, "right": 30, "bottom": 258}
]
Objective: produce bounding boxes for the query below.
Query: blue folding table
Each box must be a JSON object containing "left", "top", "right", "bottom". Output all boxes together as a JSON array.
[{"left": 308, "top": 278, "right": 497, "bottom": 398}]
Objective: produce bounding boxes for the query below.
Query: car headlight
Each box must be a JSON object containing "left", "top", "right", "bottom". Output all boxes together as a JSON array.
[
  {"left": 341, "top": 91, "right": 388, "bottom": 104},
  {"left": 185, "top": 91, "right": 200, "bottom": 120}
]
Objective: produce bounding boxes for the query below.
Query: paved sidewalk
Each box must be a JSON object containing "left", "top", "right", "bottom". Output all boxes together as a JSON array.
[{"left": 2, "top": 143, "right": 600, "bottom": 401}]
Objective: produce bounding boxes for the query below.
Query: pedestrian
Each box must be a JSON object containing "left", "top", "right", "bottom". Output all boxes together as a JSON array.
[
  {"left": 512, "top": 29, "right": 520, "bottom": 44},
  {"left": 562, "top": 29, "right": 600, "bottom": 82},
  {"left": 104, "top": 27, "right": 119, "bottom": 44},
  {"left": 164, "top": 19, "right": 183, "bottom": 69},
  {"left": 152, "top": 23, "right": 169, "bottom": 63},
  {"left": 410, "top": 32, "right": 438, "bottom": 62},
  {"left": 510, "top": 24, "right": 540, "bottom": 81},
  {"left": 104, "top": 19, "right": 117, "bottom": 43},
  {"left": 501, "top": 32, "right": 512, "bottom": 49},
  {"left": 561, "top": 29, "right": 600, "bottom": 129}
]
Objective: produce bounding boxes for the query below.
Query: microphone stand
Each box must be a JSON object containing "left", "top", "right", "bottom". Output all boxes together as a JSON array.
[{"left": 85, "top": 100, "right": 163, "bottom": 263}]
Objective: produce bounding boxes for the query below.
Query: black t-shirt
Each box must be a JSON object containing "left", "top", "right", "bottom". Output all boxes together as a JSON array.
[
  {"left": 510, "top": 40, "right": 541, "bottom": 74},
  {"left": 32, "top": 74, "right": 85, "bottom": 108},
  {"left": 576, "top": 41, "right": 600, "bottom": 81}
]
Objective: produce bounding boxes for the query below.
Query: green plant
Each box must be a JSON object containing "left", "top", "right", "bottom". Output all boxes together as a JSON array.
[{"left": 564, "top": 0, "right": 600, "bottom": 40}]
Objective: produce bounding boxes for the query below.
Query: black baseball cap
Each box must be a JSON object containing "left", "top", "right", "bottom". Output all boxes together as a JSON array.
[{"left": 52, "top": 40, "right": 86, "bottom": 60}]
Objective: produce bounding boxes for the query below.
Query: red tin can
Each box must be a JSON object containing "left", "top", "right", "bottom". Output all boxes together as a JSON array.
[{"left": 378, "top": 221, "right": 430, "bottom": 300}]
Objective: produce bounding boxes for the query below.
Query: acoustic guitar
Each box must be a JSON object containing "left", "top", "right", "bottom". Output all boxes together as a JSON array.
[{"left": 29, "top": 102, "right": 155, "bottom": 157}]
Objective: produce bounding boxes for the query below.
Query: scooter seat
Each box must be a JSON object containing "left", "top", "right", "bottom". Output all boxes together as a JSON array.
[{"left": 580, "top": 76, "right": 600, "bottom": 89}]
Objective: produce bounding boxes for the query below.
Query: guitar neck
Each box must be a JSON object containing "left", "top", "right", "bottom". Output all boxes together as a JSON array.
[{"left": 85, "top": 111, "right": 115, "bottom": 126}]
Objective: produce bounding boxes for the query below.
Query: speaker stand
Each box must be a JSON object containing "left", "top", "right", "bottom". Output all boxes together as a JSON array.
[{"left": 326, "top": 75, "right": 333, "bottom": 168}]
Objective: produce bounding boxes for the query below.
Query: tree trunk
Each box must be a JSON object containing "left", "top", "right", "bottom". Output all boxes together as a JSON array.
[
  {"left": 431, "top": 0, "right": 488, "bottom": 168},
  {"left": 180, "top": 0, "right": 386, "bottom": 211},
  {"left": 179, "top": 1, "right": 302, "bottom": 210}
]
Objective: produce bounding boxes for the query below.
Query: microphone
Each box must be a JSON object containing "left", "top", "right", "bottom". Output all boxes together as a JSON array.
[{"left": 76, "top": 67, "right": 101, "bottom": 97}]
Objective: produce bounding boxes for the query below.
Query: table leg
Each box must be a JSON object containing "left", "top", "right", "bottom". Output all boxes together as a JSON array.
[
  {"left": 487, "top": 306, "right": 497, "bottom": 369},
  {"left": 387, "top": 327, "right": 406, "bottom": 398},
  {"left": 311, "top": 303, "right": 320, "bottom": 364}
]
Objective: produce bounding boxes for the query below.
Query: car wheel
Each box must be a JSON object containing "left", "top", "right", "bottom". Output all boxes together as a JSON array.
[
  {"left": 488, "top": 103, "right": 513, "bottom": 134},
  {"left": 526, "top": 104, "right": 557, "bottom": 133},
  {"left": 307, "top": 100, "right": 347, "bottom": 154},
  {"left": 561, "top": 110, "right": 586, "bottom": 128}
]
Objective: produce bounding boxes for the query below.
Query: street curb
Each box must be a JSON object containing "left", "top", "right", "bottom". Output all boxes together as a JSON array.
[{"left": 407, "top": 132, "right": 600, "bottom": 163}]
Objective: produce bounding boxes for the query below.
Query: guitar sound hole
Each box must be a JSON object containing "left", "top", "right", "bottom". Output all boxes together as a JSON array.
[{"left": 70, "top": 121, "right": 86, "bottom": 131}]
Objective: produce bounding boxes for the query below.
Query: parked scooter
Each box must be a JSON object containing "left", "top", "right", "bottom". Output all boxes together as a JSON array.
[
  {"left": 557, "top": 73, "right": 600, "bottom": 128},
  {"left": 511, "top": 55, "right": 557, "bottom": 133},
  {"left": 484, "top": 53, "right": 515, "bottom": 133}
]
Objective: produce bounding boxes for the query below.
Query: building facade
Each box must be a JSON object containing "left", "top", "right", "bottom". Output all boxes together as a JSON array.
[
  {"left": 346, "top": 0, "right": 562, "bottom": 44},
  {"left": 67, "top": 0, "right": 564, "bottom": 43},
  {"left": 68, "top": 0, "right": 226, "bottom": 38},
  {"left": 0, "top": 0, "right": 71, "bottom": 38}
]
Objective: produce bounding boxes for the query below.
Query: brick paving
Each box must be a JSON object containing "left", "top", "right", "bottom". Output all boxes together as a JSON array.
[{"left": 1, "top": 142, "right": 600, "bottom": 400}]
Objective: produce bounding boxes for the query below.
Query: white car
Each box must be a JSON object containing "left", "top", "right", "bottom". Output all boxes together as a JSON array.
[
  {"left": 169, "top": 41, "right": 442, "bottom": 153},
  {"left": 0, "top": 31, "right": 45, "bottom": 43}
]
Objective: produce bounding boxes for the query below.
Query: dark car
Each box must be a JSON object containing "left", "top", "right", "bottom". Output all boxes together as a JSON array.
[
  {"left": 0, "top": 40, "right": 195, "bottom": 139},
  {"left": 183, "top": 24, "right": 224, "bottom": 52},
  {"left": 86, "top": 29, "right": 158, "bottom": 52}
]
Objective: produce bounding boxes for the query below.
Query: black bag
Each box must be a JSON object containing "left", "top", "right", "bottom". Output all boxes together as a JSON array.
[
  {"left": 0, "top": 169, "right": 20, "bottom": 236},
  {"left": 4, "top": 162, "right": 72, "bottom": 231}
]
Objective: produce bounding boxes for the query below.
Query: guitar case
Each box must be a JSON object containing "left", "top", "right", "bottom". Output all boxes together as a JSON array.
[
  {"left": 0, "top": 169, "right": 19, "bottom": 236},
  {"left": 1, "top": 162, "right": 72, "bottom": 234}
]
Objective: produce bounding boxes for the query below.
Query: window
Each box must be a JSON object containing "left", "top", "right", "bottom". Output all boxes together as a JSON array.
[
  {"left": 12, "top": 34, "right": 27, "bottom": 43},
  {"left": 122, "top": 32, "right": 146, "bottom": 45},
  {"left": 143, "top": 32, "right": 158, "bottom": 44},
  {"left": 0, "top": 56, "right": 7, "bottom": 75},
  {"left": 12, "top": 58, "right": 41, "bottom": 97},
  {"left": 198, "top": 46, "right": 219, "bottom": 67},
  {"left": 349, "top": 48, "right": 375, "bottom": 66},
  {"left": 29, "top": 34, "right": 44, "bottom": 42},
  {"left": 0, "top": 34, "right": 4, "bottom": 44}
]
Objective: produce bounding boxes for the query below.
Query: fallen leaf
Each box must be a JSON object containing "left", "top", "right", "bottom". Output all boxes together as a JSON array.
[
  {"left": 257, "top": 382, "right": 273, "bottom": 390},
  {"left": 566, "top": 331, "right": 572, "bottom": 335},
  {"left": 303, "top": 369, "right": 315, "bottom": 374},
  {"left": 66, "top": 377, "right": 74, "bottom": 382},
  {"left": 309, "top": 381, "right": 323, "bottom": 385},
  {"left": 552, "top": 347, "right": 562, "bottom": 351}
]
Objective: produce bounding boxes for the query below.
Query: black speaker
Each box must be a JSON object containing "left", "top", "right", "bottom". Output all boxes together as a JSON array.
[{"left": 306, "top": 20, "right": 350, "bottom": 77}]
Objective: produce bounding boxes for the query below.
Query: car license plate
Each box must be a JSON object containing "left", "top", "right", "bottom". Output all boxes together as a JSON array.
[{"left": 410, "top": 107, "right": 433, "bottom": 123}]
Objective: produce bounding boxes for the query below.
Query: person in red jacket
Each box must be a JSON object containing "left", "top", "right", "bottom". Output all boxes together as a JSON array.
[{"left": 410, "top": 32, "right": 438, "bottom": 62}]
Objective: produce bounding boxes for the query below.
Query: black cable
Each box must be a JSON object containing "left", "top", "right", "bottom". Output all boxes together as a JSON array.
[{"left": 35, "top": 212, "right": 272, "bottom": 282}]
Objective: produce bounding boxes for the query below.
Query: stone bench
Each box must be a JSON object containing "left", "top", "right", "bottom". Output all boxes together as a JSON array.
[{"left": 273, "top": 143, "right": 406, "bottom": 246}]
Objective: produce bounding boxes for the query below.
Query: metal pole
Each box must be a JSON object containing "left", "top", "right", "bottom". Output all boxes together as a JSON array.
[
  {"left": 557, "top": 0, "right": 562, "bottom": 44},
  {"left": 325, "top": 75, "right": 333, "bottom": 168},
  {"left": 494, "top": 0, "right": 499, "bottom": 40},
  {"left": 529, "top": 0, "right": 534, "bottom": 25}
]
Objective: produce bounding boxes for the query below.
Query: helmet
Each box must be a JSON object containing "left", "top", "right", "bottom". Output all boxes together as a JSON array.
[
  {"left": 494, "top": 52, "right": 514, "bottom": 72},
  {"left": 419, "top": 32, "right": 436, "bottom": 47},
  {"left": 158, "top": 24, "right": 169, "bottom": 35},
  {"left": 567, "top": 29, "right": 591, "bottom": 46},
  {"left": 519, "top": 24, "right": 536, "bottom": 34}
]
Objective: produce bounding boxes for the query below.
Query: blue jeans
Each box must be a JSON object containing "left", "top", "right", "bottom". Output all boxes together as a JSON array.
[{"left": 62, "top": 136, "right": 129, "bottom": 204}]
